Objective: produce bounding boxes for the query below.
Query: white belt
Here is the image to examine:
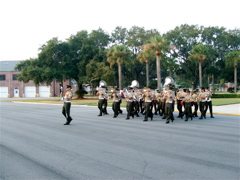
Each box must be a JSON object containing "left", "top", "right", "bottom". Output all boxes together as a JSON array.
[
  {"left": 65, "top": 101, "right": 71, "bottom": 103},
  {"left": 127, "top": 100, "right": 133, "bottom": 102},
  {"left": 99, "top": 98, "right": 104, "bottom": 99},
  {"left": 146, "top": 100, "right": 152, "bottom": 102},
  {"left": 201, "top": 100, "right": 206, "bottom": 102},
  {"left": 114, "top": 100, "right": 119, "bottom": 102},
  {"left": 168, "top": 101, "right": 173, "bottom": 103}
]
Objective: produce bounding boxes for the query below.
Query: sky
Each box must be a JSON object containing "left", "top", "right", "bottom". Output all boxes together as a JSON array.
[{"left": 0, "top": 0, "right": 239, "bottom": 61}]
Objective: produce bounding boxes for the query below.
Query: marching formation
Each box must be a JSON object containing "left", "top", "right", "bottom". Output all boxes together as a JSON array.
[
  {"left": 96, "top": 79, "right": 214, "bottom": 124},
  {"left": 61, "top": 78, "right": 214, "bottom": 125}
]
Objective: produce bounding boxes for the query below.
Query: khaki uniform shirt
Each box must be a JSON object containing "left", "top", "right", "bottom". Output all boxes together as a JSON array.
[
  {"left": 97, "top": 90, "right": 105, "bottom": 99},
  {"left": 177, "top": 90, "right": 187, "bottom": 100},
  {"left": 155, "top": 92, "right": 161, "bottom": 102},
  {"left": 184, "top": 94, "right": 193, "bottom": 102},
  {"left": 112, "top": 92, "right": 120, "bottom": 102},
  {"left": 192, "top": 93, "right": 198, "bottom": 102},
  {"left": 205, "top": 91, "right": 212, "bottom": 101},
  {"left": 198, "top": 92, "right": 207, "bottom": 102},
  {"left": 143, "top": 90, "right": 153, "bottom": 102},
  {"left": 64, "top": 91, "right": 72, "bottom": 103},
  {"left": 165, "top": 90, "right": 175, "bottom": 103}
]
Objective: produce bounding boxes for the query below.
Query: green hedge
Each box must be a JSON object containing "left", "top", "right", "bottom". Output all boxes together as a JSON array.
[{"left": 212, "top": 94, "right": 240, "bottom": 98}]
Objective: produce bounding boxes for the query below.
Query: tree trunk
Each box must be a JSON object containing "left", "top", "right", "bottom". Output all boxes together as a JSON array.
[
  {"left": 208, "top": 76, "right": 210, "bottom": 88},
  {"left": 234, "top": 66, "right": 237, "bottom": 93},
  {"left": 212, "top": 74, "right": 215, "bottom": 94},
  {"left": 118, "top": 63, "right": 122, "bottom": 90},
  {"left": 156, "top": 55, "right": 161, "bottom": 89},
  {"left": 199, "top": 61, "right": 202, "bottom": 88},
  {"left": 146, "top": 61, "right": 149, "bottom": 87},
  {"left": 77, "top": 83, "right": 84, "bottom": 99}
]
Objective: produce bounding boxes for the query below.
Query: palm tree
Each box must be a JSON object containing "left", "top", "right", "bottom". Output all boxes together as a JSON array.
[
  {"left": 165, "top": 57, "right": 178, "bottom": 77},
  {"left": 188, "top": 44, "right": 209, "bottom": 88},
  {"left": 136, "top": 51, "right": 154, "bottom": 87},
  {"left": 225, "top": 50, "right": 240, "bottom": 93},
  {"left": 106, "top": 45, "right": 132, "bottom": 90},
  {"left": 142, "top": 35, "right": 172, "bottom": 89}
]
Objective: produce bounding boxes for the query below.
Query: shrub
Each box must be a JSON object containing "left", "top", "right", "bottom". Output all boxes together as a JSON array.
[
  {"left": 75, "top": 89, "right": 88, "bottom": 99},
  {"left": 212, "top": 94, "right": 240, "bottom": 98},
  {"left": 227, "top": 87, "right": 234, "bottom": 93}
]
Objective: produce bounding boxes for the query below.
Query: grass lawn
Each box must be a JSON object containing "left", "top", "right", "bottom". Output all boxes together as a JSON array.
[{"left": 4, "top": 97, "right": 240, "bottom": 107}]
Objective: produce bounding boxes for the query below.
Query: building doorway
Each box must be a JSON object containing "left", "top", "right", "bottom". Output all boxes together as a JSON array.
[{"left": 14, "top": 87, "right": 19, "bottom": 97}]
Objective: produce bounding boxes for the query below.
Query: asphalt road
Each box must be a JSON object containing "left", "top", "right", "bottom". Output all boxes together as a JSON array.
[{"left": 1, "top": 102, "right": 239, "bottom": 180}]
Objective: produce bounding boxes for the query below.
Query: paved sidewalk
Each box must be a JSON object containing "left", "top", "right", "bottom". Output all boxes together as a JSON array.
[{"left": 210, "top": 103, "right": 240, "bottom": 115}]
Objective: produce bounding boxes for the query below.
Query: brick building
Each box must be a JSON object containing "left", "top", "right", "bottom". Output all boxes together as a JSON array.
[{"left": 0, "top": 61, "right": 73, "bottom": 98}]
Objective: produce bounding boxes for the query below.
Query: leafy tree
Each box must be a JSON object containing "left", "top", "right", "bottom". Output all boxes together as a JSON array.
[
  {"left": 142, "top": 35, "right": 172, "bottom": 89},
  {"left": 15, "top": 58, "right": 44, "bottom": 85},
  {"left": 225, "top": 50, "right": 240, "bottom": 93},
  {"left": 111, "top": 26, "right": 128, "bottom": 45},
  {"left": 136, "top": 51, "right": 155, "bottom": 87},
  {"left": 188, "top": 44, "right": 209, "bottom": 88},
  {"left": 15, "top": 38, "right": 72, "bottom": 86},
  {"left": 86, "top": 60, "right": 115, "bottom": 88},
  {"left": 106, "top": 45, "right": 132, "bottom": 89}
]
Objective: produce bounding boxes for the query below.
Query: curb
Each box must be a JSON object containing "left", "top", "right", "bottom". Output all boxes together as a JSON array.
[
  {"left": 172, "top": 110, "right": 240, "bottom": 116},
  {"left": 11, "top": 101, "right": 240, "bottom": 116}
]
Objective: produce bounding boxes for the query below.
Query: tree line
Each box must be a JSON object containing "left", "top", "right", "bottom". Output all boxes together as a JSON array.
[{"left": 15, "top": 24, "right": 240, "bottom": 98}]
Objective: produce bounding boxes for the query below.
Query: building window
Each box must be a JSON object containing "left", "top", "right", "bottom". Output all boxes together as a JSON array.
[
  {"left": 0, "top": 74, "right": 6, "bottom": 81},
  {"left": 13, "top": 74, "right": 18, "bottom": 80}
]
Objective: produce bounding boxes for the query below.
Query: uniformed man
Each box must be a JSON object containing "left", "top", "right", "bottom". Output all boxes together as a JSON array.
[
  {"left": 142, "top": 87, "right": 154, "bottom": 121},
  {"left": 163, "top": 88, "right": 175, "bottom": 124},
  {"left": 139, "top": 89, "right": 145, "bottom": 114},
  {"left": 205, "top": 87, "right": 214, "bottom": 118},
  {"left": 152, "top": 91, "right": 158, "bottom": 115},
  {"left": 176, "top": 86, "right": 187, "bottom": 118},
  {"left": 125, "top": 87, "right": 135, "bottom": 120},
  {"left": 183, "top": 89, "right": 193, "bottom": 121},
  {"left": 133, "top": 89, "right": 141, "bottom": 117},
  {"left": 111, "top": 88, "right": 121, "bottom": 118},
  {"left": 161, "top": 89, "right": 168, "bottom": 119},
  {"left": 103, "top": 90, "right": 109, "bottom": 115},
  {"left": 198, "top": 87, "right": 207, "bottom": 119},
  {"left": 191, "top": 89, "right": 199, "bottom": 117},
  {"left": 155, "top": 90, "right": 161, "bottom": 115},
  {"left": 62, "top": 85, "right": 73, "bottom": 125},
  {"left": 96, "top": 88, "right": 105, "bottom": 116}
]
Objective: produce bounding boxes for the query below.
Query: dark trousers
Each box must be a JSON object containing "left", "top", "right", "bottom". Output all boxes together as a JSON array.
[
  {"left": 205, "top": 101, "right": 213, "bottom": 116},
  {"left": 126, "top": 101, "right": 134, "bottom": 119},
  {"left": 199, "top": 101, "right": 206, "bottom": 118},
  {"left": 140, "top": 99, "right": 144, "bottom": 113},
  {"left": 62, "top": 102, "right": 72, "bottom": 122},
  {"left": 152, "top": 100, "right": 157, "bottom": 113},
  {"left": 144, "top": 102, "right": 152, "bottom": 120},
  {"left": 156, "top": 101, "right": 161, "bottom": 114},
  {"left": 103, "top": 99, "right": 108, "bottom": 114},
  {"left": 177, "top": 100, "right": 183, "bottom": 116},
  {"left": 162, "top": 101, "right": 166, "bottom": 117},
  {"left": 184, "top": 102, "right": 192, "bottom": 120},
  {"left": 133, "top": 101, "right": 140, "bottom": 115},
  {"left": 118, "top": 101, "right": 122, "bottom": 114},
  {"left": 193, "top": 101, "right": 198, "bottom": 117},
  {"left": 112, "top": 102, "right": 119, "bottom": 117},
  {"left": 98, "top": 99, "right": 104, "bottom": 115},
  {"left": 166, "top": 102, "right": 174, "bottom": 122}
]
